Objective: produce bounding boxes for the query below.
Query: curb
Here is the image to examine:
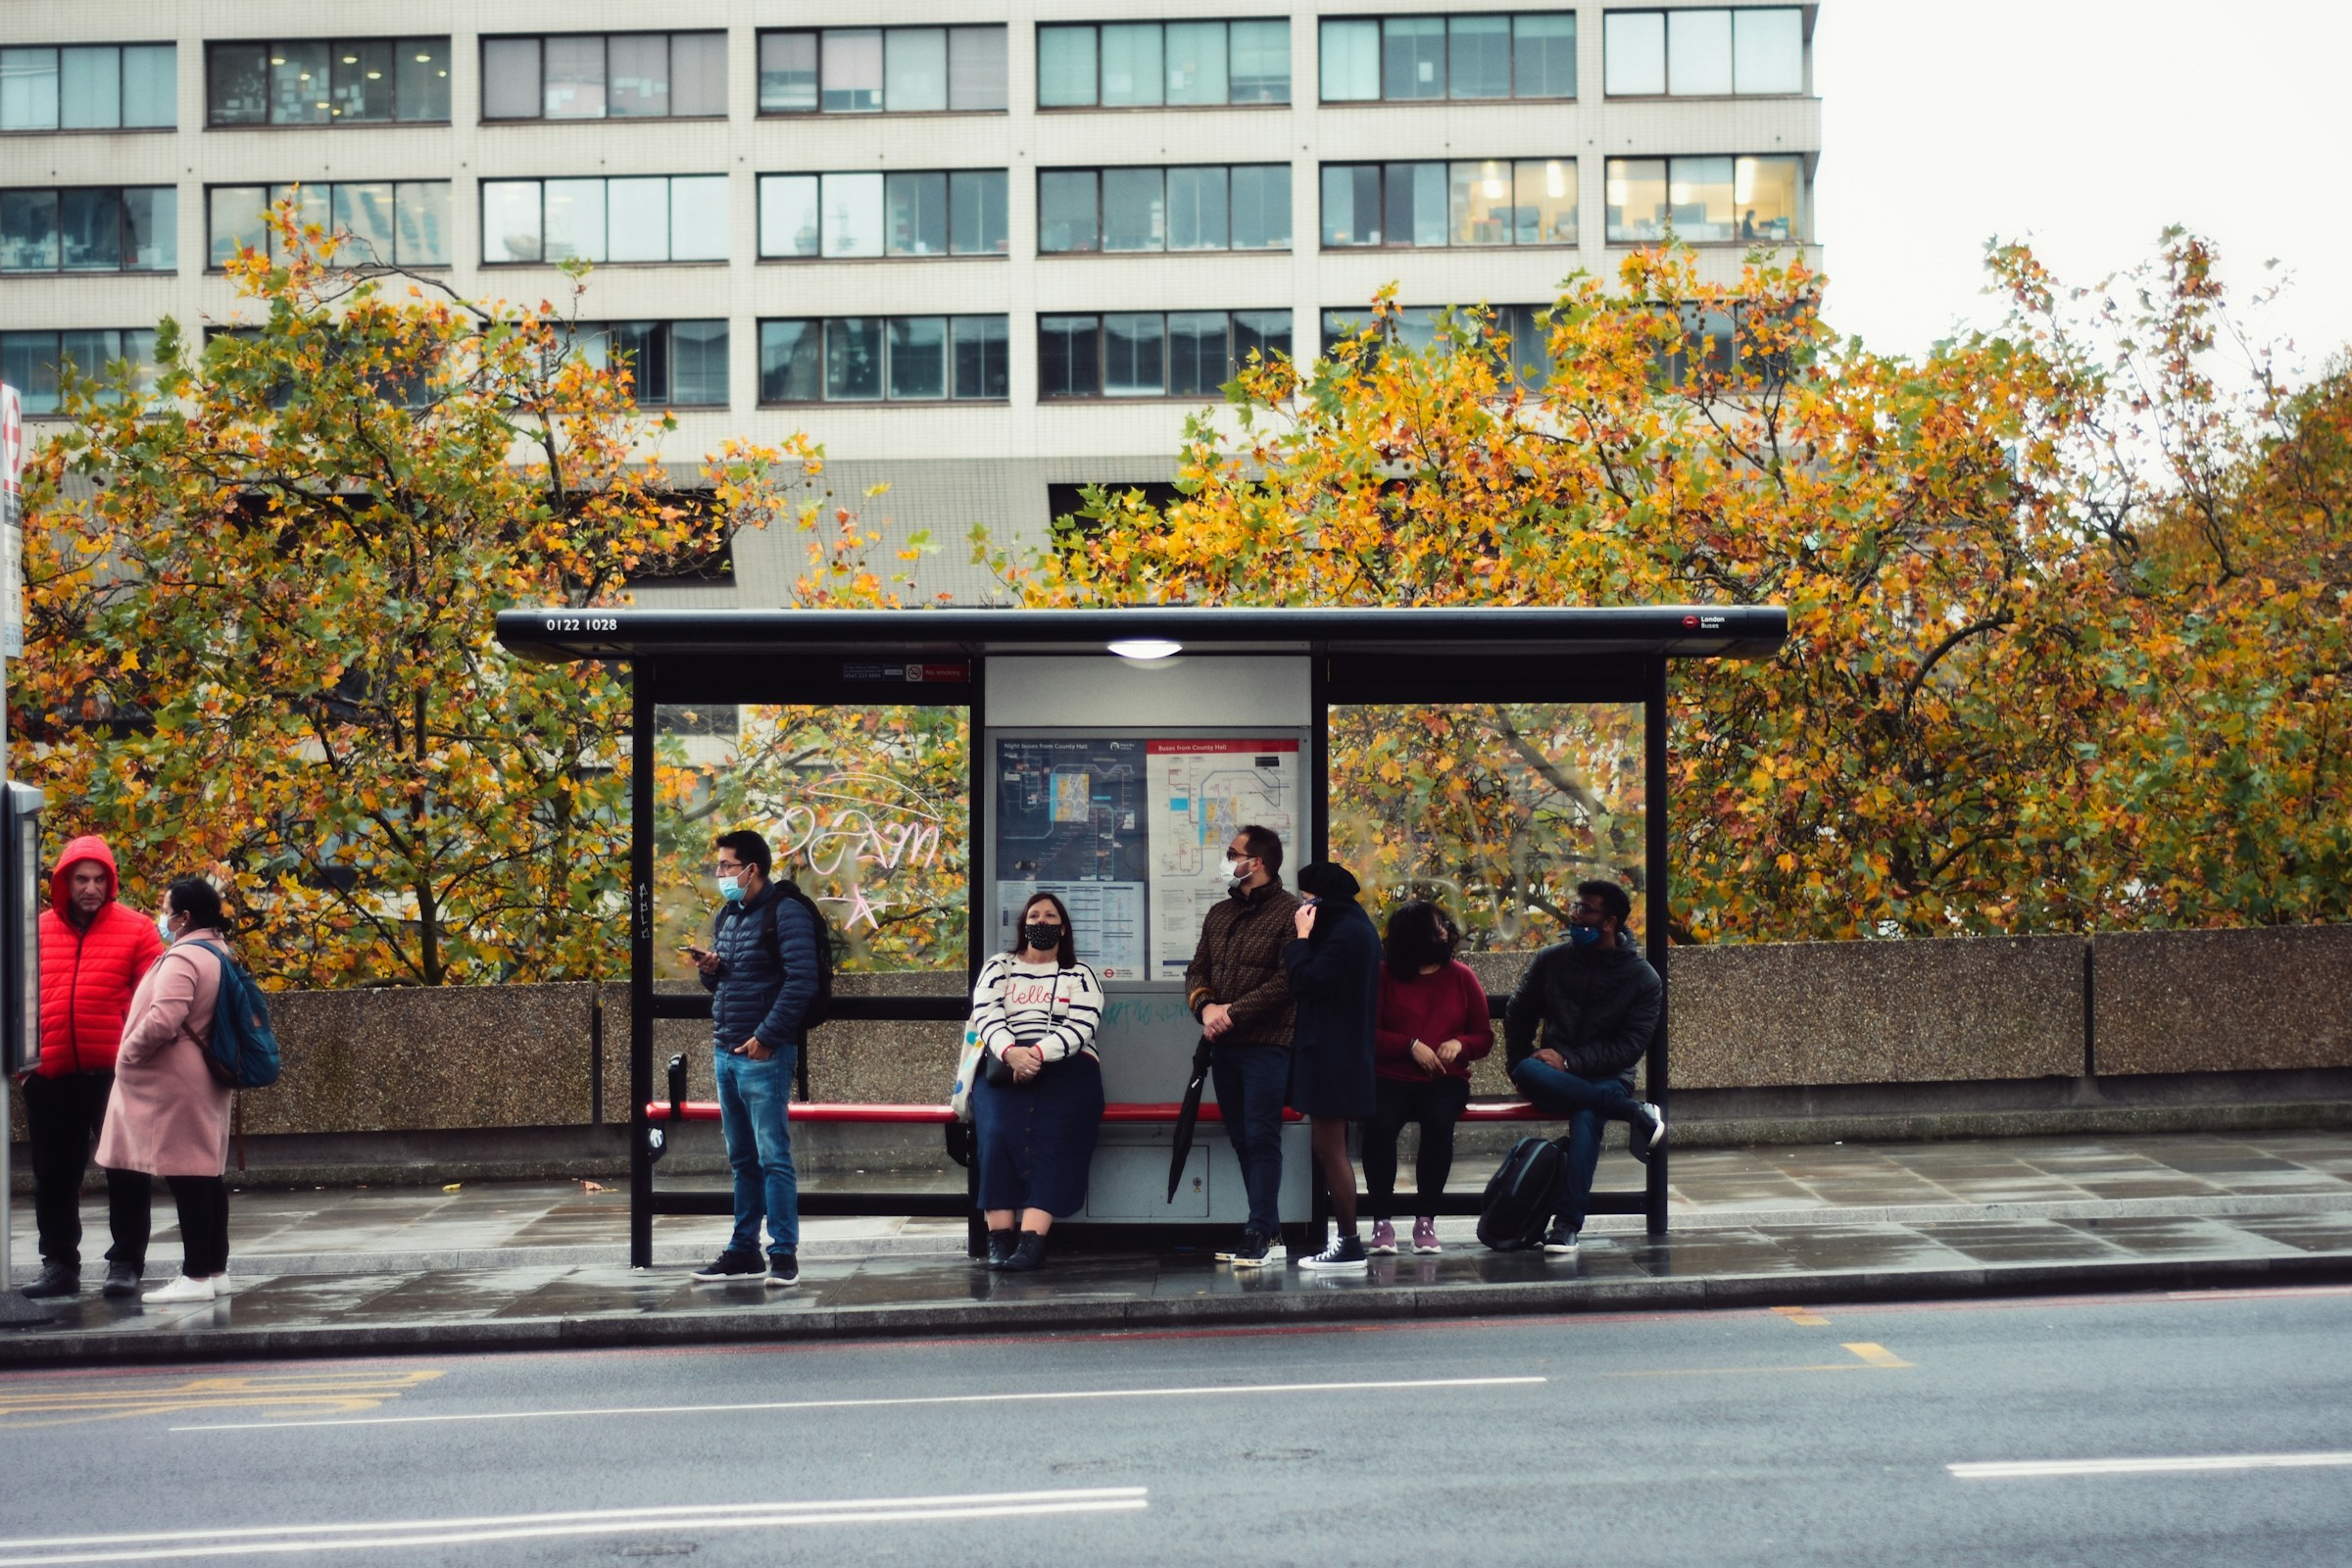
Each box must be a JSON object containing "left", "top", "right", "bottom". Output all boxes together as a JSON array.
[{"left": 5, "top": 1251, "right": 2349, "bottom": 1368}]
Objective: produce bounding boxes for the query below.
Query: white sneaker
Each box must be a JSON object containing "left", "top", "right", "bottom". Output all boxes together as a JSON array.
[
  {"left": 143, "top": 1274, "right": 217, "bottom": 1304},
  {"left": 205, "top": 1274, "right": 233, "bottom": 1297}
]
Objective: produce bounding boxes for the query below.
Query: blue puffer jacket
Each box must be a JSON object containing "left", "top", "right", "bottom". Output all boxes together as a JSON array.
[{"left": 701, "top": 882, "right": 821, "bottom": 1053}]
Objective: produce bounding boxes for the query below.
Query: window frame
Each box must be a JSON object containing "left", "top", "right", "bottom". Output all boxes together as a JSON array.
[
  {"left": 1317, "top": 13, "right": 1578, "bottom": 104},
  {"left": 1035, "top": 309, "right": 1294, "bottom": 401},
  {"left": 204, "top": 36, "right": 452, "bottom": 126},
  {"left": 1600, "top": 152, "right": 1804, "bottom": 246},
  {"left": 478, "top": 175, "right": 730, "bottom": 267},
  {"left": 477, "top": 31, "right": 729, "bottom": 123},
  {"left": 756, "top": 314, "right": 1011, "bottom": 406},
  {"left": 566, "top": 318, "right": 731, "bottom": 409},
  {"left": 756, "top": 26, "right": 1009, "bottom": 117},
  {"left": 1034, "top": 19, "right": 1293, "bottom": 109},
  {"left": 756, "top": 170, "right": 1010, "bottom": 260},
  {"left": 1318, "top": 159, "right": 1578, "bottom": 250},
  {"left": 1037, "top": 164, "right": 1292, "bottom": 255},
  {"left": 1600, "top": 8, "right": 1808, "bottom": 98},
  {"left": 0, "top": 326, "right": 160, "bottom": 416},
  {"left": 202, "top": 179, "right": 453, "bottom": 270},
  {"left": 0, "top": 185, "right": 177, "bottom": 274},
  {"left": 0, "top": 42, "right": 178, "bottom": 133}
]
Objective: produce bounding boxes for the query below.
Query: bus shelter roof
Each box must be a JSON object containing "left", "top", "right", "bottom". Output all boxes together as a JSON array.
[{"left": 495, "top": 604, "right": 1788, "bottom": 667}]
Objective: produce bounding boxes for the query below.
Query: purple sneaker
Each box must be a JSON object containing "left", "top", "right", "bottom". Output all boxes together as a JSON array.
[
  {"left": 1411, "top": 1216, "right": 1442, "bottom": 1253},
  {"left": 1368, "top": 1220, "right": 1397, "bottom": 1255}
]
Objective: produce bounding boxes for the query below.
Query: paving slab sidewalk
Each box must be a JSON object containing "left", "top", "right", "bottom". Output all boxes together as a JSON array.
[{"left": 6, "top": 1130, "right": 2350, "bottom": 1365}]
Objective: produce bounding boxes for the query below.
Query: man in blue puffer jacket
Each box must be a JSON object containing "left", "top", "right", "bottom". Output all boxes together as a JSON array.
[{"left": 685, "top": 829, "right": 821, "bottom": 1289}]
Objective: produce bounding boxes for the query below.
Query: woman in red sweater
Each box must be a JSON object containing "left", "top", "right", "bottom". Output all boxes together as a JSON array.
[{"left": 1367, "top": 901, "right": 1494, "bottom": 1253}]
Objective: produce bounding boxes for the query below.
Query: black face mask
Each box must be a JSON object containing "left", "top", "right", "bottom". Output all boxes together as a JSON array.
[{"left": 1022, "top": 923, "right": 1062, "bottom": 953}]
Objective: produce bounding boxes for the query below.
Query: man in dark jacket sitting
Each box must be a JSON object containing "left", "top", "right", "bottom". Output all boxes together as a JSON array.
[
  {"left": 1502, "top": 879, "right": 1667, "bottom": 1256},
  {"left": 685, "top": 829, "right": 822, "bottom": 1289}
]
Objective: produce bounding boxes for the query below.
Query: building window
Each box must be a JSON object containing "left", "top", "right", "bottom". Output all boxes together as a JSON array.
[
  {"left": 562, "top": 320, "right": 729, "bottom": 407},
  {"left": 1039, "top": 166, "right": 1290, "bottom": 254},
  {"left": 479, "top": 33, "right": 726, "bottom": 122},
  {"left": 758, "top": 316, "right": 1008, "bottom": 404},
  {"left": 1321, "top": 303, "right": 1551, "bottom": 383},
  {"left": 1602, "top": 10, "right": 1803, "bottom": 96},
  {"left": 758, "top": 28, "right": 1006, "bottom": 115},
  {"left": 1320, "top": 160, "right": 1575, "bottom": 248},
  {"left": 1603, "top": 155, "right": 1801, "bottom": 243},
  {"left": 0, "top": 328, "right": 158, "bottom": 415},
  {"left": 1038, "top": 310, "right": 1291, "bottom": 399},
  {"left": 0, "top": 43, "right": 175, "bottom": 131},
  {"left": 481, "top": 175, "right": 728, "bottom": 265},
  {"left": 207, "top": 181, "right": 451, "bottom": 269},
  {"left": 1320, "top": 14, "right": 1575, "bottom": 102},
  {"left": 1037, "top": 20, "right": 1291, "bottom": 107},
  {"left": 1, "top": 186, "right": 176, "bottom": 273},
  {"left": 759, "top": 171, "right": 1007, "bottom": 259},
  {"left": 207, "top": 38, "right": 450, "bottom": 125}
]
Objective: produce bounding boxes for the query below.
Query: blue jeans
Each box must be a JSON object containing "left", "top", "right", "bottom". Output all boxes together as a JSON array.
[
  {"left": 1210, "top": 1043, "right": 1289, "bottom": 1237},
  {"left": 1509, "top": 1058, "right": 1642, "bottom": 1235},
  {"left": 715, "top": 1046, "right": 799, "bottom": 1257}
]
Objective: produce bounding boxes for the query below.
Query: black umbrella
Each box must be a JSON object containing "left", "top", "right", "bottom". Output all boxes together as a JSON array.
[{"left": 1166, "top": 1036, "right": 1214, "bottom": 1203}]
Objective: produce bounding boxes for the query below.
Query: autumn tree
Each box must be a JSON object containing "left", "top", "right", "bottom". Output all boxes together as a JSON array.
[
  {"left": 982, "top": 237, "right": 2349, "bottom": 942},
  {"left": 12, "top": 205, "right": 911, "bottom": 986}
]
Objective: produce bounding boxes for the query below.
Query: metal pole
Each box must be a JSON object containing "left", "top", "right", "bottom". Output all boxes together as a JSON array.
[
  {"left": 1644, "top": 656, "right": 1671, "bottom": 1236},
  {"left": 629, "top": 662, "right": 657, "bottom": 1268},
  {"left": 964, "top": 661, "right": 986, "bottom": 1256}
]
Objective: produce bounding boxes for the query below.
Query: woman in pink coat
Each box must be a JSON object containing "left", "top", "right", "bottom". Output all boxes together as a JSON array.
[{"left": 96, "top": 877, "right": 235, "bottom": 1304}]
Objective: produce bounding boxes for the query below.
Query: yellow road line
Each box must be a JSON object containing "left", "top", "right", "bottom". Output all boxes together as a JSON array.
[
  {"left": 1773, "top": 1305, "right": 1832, "bottom": 1327},
  {"left": 0, "top": 1371, "right": 442, "bottom": 1431},
  {"left": 1601, "top": 1341, "right": 1911, "bottom": 1379}
]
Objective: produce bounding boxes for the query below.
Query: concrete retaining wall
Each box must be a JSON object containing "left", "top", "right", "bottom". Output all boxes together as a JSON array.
[{"left": 13, "top": 926, "right": 2350, "bottom": 1172}]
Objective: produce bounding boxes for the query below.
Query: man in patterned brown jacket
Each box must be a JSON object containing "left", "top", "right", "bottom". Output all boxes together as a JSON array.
[{"left": 1185, "top": 824, "right": 1299, "bottom": 1268}]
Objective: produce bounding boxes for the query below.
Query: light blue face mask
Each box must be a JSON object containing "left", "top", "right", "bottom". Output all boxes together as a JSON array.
[
  {"left": 157, "top": 913, "right": 175, "bottom": 943},
  {"left": 717, "top": 875, "right": 744, "bottom": 903}
]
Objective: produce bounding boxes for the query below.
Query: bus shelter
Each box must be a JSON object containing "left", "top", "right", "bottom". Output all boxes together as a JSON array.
[{"left": 495, "top": 606, "right": 1788, "bottom": 1267}]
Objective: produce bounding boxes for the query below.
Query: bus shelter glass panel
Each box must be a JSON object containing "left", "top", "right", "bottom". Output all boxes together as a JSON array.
[
  {"left": 1326, "top": 703, "right": 1647, "bottom": 952},
  {"left": 652, "top": 703, "right": 970, "bottom": 984}
]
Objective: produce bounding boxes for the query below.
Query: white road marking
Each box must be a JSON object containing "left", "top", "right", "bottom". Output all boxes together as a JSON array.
[
  {"left": 172, "top": 1374, "right": 1545, "bottom": 1433},
  {"left": 0, "top": 1489, "right": 1149, "bottom": 1566},
  {"left": 1951, "top": 1451, "right": 2352, "bottom": 1480}
]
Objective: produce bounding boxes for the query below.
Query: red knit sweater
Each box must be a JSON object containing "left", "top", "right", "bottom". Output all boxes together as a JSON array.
[{"left": 1373, "top": 960, "right": 1494, "bottom": 1083}]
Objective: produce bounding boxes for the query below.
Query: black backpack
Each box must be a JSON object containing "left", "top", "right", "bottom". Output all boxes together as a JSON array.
[
  {"left": 1477, "top": 1135, "right": 1568, "bottom": 1251},
  {"left": 721, "top": 878, "right": 835, "bottom": 1031}
]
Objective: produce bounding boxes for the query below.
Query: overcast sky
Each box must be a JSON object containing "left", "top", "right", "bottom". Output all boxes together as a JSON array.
[{"left": 1813, "top": 0, "right": 2352, "bottom": 378}]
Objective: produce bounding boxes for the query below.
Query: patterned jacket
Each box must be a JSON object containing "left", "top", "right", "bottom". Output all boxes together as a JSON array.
[{"left": 1183, "top": 880, "right": 1300, "bottom": 1049}]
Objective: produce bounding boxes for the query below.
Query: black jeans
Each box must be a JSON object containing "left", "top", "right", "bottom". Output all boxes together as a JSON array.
[
  {"left": 1362, "top": 1074, "right": 1472, "bottom": 1217},
  {"left": 21, "top": 1070, "right": 149, "bottom": 1268},
  {"left": 157, "top": 1177, "right": 230, "bottom": 1278}
]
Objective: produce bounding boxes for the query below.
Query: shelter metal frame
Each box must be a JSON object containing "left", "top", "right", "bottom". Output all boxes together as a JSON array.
[{"left": 496, "top": 606, "right": 1788, "bottom": 1267}]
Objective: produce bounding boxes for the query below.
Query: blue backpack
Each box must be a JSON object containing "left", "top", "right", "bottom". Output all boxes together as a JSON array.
[{"left": 186, "top": 942, "right": 282, "bottom": 1090}]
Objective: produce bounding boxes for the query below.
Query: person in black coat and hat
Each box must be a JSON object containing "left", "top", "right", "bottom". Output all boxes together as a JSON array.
[{"left": 1284, "top": 861, "right": 1383, "bottom": 1271}]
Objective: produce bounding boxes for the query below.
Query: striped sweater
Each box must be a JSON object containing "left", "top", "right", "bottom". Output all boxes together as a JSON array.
[{"left": 969, "top": 953, "right": 1105, "bottom": 1062}]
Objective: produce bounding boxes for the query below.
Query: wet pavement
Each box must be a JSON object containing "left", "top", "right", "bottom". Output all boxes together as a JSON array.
[{"left": 6, "top": 1130, "right": 2350, "bottom": 1363}]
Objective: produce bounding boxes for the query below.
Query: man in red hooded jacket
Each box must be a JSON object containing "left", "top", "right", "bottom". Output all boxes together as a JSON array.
[{"left": 19, "top": 837, "right": 164, "bottom": 1298}]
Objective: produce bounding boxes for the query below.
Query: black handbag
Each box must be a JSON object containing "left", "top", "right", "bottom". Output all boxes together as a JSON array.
[{"left": 982, "top": 1050, "right": 1031, "bottom": 1090}]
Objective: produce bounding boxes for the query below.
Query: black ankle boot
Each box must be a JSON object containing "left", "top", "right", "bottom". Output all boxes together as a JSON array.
[
  {"left": 1000, "top": 1231, "right": 1048, "bottom": 1273},
  {"left": 985, "top": 1228, "right": 1016, "bottom": 1267}
]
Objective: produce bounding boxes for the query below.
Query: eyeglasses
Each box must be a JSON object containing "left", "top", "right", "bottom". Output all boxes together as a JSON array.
[
  {"left": 713, "top": 861, "right": 746, "bottom": 874},
  {"left": 1223, "top": 849, "right": 1253, "bottom": 862}
]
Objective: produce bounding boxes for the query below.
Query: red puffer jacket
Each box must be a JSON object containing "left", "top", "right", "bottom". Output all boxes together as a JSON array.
[{"left": 35, "top": 836, "right": 166, "bottom": 1077}]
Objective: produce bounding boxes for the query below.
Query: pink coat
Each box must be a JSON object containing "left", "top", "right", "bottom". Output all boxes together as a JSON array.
[{"left": 96, "top": 930, "right": 233, "bottom": 1178}]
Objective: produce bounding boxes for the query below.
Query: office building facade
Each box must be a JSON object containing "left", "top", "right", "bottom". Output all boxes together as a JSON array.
[{"left": 1, "top": 2, "right": 1822, "bottom": 602}]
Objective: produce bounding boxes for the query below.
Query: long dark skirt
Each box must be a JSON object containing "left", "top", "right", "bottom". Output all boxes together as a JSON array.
[{"left": 974, "top": 1053, "right": 1105, "bottom": 1218}]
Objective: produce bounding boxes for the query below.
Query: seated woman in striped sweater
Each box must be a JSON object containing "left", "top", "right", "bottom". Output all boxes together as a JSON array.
[{"left": 967, "top": 892, "right": 1105, "bottom": 1272}]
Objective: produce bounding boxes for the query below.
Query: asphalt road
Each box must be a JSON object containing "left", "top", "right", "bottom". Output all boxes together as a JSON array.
[{"left": 1, "top": 1284, "right": 2347, "bottom": 1567}]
